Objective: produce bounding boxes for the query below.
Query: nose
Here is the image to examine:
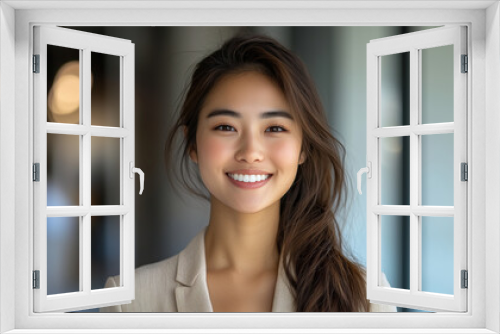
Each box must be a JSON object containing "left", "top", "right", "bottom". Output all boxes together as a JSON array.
[{"left": 234, "top": 132, "right": 264, "bottom": 163}]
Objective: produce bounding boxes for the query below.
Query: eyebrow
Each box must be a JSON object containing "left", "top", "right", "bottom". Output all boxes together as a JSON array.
[{"left": 206, "top": 109, "right": 294, "bottom": 120}]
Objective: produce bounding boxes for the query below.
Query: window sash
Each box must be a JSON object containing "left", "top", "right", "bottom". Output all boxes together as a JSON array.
[
  {"left": 32, "top": 25, "right": 136, "bottom": 313},
  {"left": 366, "top": 25, "right": 468, "bottom": 312}
]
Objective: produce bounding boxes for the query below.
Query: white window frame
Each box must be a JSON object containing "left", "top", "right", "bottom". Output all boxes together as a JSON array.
[{"left": 0, "top": 1, "right": 499, "bottom": 333}]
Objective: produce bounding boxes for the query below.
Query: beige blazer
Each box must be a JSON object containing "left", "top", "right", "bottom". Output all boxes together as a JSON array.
[{"left": 100, "top": 227, "right": 396, "bottom": 312}]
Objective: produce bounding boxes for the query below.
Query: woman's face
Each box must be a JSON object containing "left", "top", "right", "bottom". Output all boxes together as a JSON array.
[{"left": 191, "top": 70, "right": 305, "bottom": 214}]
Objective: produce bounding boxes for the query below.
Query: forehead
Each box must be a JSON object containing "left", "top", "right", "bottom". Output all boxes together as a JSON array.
[{"left": 201, "top": 71, "right": 291, "bottom": 114}]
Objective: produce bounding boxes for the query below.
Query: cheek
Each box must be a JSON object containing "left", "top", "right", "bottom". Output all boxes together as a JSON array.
[
  {"left": 197, "top": 135, "right": 232, "bottom": 166},
  {"left": 271, "top": 140, "right": 302, "bottom": 167}
]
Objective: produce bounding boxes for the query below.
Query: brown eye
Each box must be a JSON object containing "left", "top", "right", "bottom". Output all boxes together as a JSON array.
[
  {"left": 266, "top": 125, "right": 287, "bottom": 132},
  {"left": 215, "top": 124, "right": 235, "bottom": 132}
]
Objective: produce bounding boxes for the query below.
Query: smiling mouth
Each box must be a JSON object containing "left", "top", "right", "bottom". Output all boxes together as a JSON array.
[{"left": 226, "top": 173, "right": 273, "bottom": 183}]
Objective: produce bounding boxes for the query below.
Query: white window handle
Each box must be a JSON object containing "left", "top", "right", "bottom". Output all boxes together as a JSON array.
[
  {"left": 129, "top": 162, "right": 144, "bottom": 195},
  {"left": 357, "top": 161, "right": 372, "bottom": 195}
]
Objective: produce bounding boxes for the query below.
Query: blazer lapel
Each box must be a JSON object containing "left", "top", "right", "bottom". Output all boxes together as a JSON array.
[{"left": 175, "top": 227, "right": 213, "bottom": 312}]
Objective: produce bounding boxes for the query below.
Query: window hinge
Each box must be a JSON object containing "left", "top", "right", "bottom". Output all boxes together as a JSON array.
[
  {"left": 33, "top": 270, "right": 40, "bottom": 289},
  {"left": 33, "top": 163, "right": 40, "bottom": 182},
  {"left": 461, "top": 162, "right": 468, "bottom": 181},
  {"left": 461, "top": 54, "right": 468, "bottom": 73},
  {"left": 461, "top": 270, "right": 468, "bottom": 289},
  {"left": 33, "top": 54, "right": 40, "bottom": 73}
]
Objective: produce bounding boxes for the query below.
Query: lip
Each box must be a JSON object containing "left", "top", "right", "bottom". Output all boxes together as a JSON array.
[{"left": 226, "top": 173, "right": 273, "bottom": 189}]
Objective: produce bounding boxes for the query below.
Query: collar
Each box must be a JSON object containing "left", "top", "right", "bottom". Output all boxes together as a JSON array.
[{"left": 174, "top": 227, "right": 295, "bottom": 312}]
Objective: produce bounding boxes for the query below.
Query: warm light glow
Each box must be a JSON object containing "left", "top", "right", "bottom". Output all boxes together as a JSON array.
[
  {"left": 48, "top": 61, "right": 80, "bottom": 122},
  {"left": 51, "top": 74, "right": 80, "bottom": 114}
]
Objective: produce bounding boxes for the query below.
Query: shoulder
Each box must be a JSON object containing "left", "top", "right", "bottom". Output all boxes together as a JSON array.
[
  {"left": 133, "top": 254, "right": 181, "bottom": 310},
  {"left": 100, "top": 228, "right": 208, "bottom": 313},
  {"left": 135, "top": 254, "right": 179, "bottom": 281},
  {"left": 100, "top": 254, "right": 181, "bottom": 312}
]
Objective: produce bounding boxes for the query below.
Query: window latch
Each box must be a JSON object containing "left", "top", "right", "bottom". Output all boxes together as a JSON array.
[
  {"left": 357, "top": 161, "right": 372, "bottom": 195},
  {"left": 129, "top": 162, "right": 144, "bottom": 195}
]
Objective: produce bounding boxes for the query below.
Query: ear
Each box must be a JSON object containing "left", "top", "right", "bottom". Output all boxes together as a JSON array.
[
  {"left": 184, "top": 126, "right": 198, "bottom": 164},
  {"left": 189, "top": 148, "right": 198, "bottom": 164},
  {"left": 298, "top": 151, "right": 306, "bottom": 165}
]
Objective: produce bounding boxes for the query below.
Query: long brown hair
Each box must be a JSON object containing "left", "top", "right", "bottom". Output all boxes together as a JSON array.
[{"left": 165, "top": 33, "right": 369, "bottom": 312}]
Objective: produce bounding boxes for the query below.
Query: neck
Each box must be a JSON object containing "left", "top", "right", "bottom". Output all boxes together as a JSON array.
[{"left": 204, "top": 196, "right": 280, "bottom": 275}]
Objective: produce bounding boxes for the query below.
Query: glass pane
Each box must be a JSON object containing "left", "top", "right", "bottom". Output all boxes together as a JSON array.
[
  {"left": 421, "top": 45, "right": 454, "bottom": 124},
  {"left": 91, "top": 137, "right": 120, "bottom": 206},
  {"left": 47, "top": 45, "right": 80, "bottom": 124},
  {"left": 47, "top": 134, "right": 79, "bottom": 206},
  {"left": 91, "top": 216, "right": 120, "bottom": 289},
  {"left": 47, "top": 217, "right": 80, "bottom": 295},
  {"left": 421, "top": 216, "right": 454, "bottom": 294},
  {"left": 421, "top": 133, "right": 454, "bottom": 206},
  {"left": 381, "top": 215, "right": 410, "bottom": 290},
  {"left": 380, "top": 52, "right": 410, "bottom": 127},
  {"left": 381, "top": 136, "right": 410, "bottom": 205},
  {"left": 91, "top": 52, "right": 120, "bottom": 127}
]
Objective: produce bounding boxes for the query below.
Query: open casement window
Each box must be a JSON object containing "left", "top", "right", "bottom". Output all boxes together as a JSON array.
[
  {"left": 364, "top": 25, "right": 467, "bottom": 312},
  {"left": 33, "top": 26, "right": 139, "bottom": 312}
]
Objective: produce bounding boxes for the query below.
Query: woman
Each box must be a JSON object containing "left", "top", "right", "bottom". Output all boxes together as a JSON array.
[{"left": 100, "top": 33, "right": 395, "bottom": 313}]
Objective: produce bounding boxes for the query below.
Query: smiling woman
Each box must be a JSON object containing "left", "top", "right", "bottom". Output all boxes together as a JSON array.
[
  {"left": 192, "top": 71, "right": 303, "bottom": 312},
  {"left": 99, "top": 33, "right": 395, "bottom": 313},
  {"left": 193, "top": 71, "right": 304, "bottom": 218}
]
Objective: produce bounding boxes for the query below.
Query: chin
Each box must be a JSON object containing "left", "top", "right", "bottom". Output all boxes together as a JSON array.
[
  {"left": 228, "top": 200, "right": 275, "bottom": 215},
  {"left": 229, "top": 205, "right": 264, "bottom": 215}
]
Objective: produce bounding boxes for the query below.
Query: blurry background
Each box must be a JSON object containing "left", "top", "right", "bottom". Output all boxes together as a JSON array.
[{"left": 44, "top": 26, "right": 454, "bottom": 312}]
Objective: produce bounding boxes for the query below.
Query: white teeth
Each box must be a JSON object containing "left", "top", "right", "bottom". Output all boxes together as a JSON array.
[{"left": 228, "top": 173, "right": 270, "bottom": 183}]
